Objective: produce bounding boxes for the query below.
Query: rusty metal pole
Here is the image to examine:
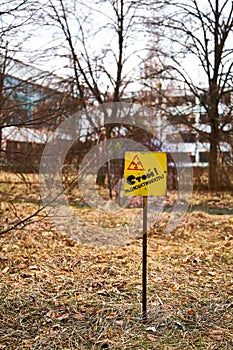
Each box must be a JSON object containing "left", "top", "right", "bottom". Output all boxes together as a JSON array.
[{"left": 142, "top": 196, "right": 148, "bottom": 322}]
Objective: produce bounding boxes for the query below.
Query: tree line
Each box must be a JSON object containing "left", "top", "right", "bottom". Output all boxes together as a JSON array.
[{"left": 0, "top": 0, "right": 232, "bottom": 193}]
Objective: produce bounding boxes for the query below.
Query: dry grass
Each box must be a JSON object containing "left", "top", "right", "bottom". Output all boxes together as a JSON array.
[
  {"left": 0, "top": 207, "right": 232, "bottom": 349},
  {"left": 1, "top": 171, "right": 233, "bottom": 348}
]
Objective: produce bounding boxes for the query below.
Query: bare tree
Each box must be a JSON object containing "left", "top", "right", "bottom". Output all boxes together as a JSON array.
[
  {"left": 34, "top": 0, "right": 150, "bottom": 195},
  {"left": 38, "top": 0, "right": 147, "bottom": 105},
  {"left": 0, "top": 0, "right": 30, "bottom": 156},
  {"left": 146, "top": 0, "right": 233, "bottom": 191},
  {"left": 0, "top": 0, "right": 80, "bottom": 163},
  {"left": 0, "top": 2, "right": 83, "bottom": 235}
]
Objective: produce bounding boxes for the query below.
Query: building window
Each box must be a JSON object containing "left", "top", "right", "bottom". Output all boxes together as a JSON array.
[
  {"left": 180, "top": 132, "right": 196, "bottom": 142},
  {"left": 189, "top": 154, "right": 196, "bottom": 163},
  {"left": 200, "top": 112, "right": 209, "bottom": 123},
  {"left": 170, "top": 152, "right": 193, "bottom": 163},
  {"left": 188, "top": 116, "right": 196, "bottom": 124},
  {"left": 199, "top": 152, "right": 209, "bottom": 163},
  {"left": 199, "top": 133, "right": 209, "bottom": 143},
  {"left": 166, "top": 134, "right": 178, "bottom": 143}
]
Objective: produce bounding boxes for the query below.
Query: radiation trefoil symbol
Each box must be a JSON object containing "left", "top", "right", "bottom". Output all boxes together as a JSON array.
[{"left": 39, "top": 102, "right": 193, "bottom": 246}]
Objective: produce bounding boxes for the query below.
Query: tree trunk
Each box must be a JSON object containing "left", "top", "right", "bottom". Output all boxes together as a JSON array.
[
  {"left": 96, "top": 164, "right": 107, "bottom": 187},
  {"left": 0, "top": 127, "right": 2, "bottom": 161},
  {"left": 208, "top": 122, "right": 220, "bottom": 191}
]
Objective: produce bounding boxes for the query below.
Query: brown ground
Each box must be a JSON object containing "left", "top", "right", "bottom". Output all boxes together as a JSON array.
[{"left": 0, "top": 195, "right": 232, "bottom": 349}]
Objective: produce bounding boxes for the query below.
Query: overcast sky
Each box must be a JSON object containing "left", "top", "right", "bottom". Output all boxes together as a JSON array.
[{"left": 2, "top": 0, "right": 232, "bottom": 93}]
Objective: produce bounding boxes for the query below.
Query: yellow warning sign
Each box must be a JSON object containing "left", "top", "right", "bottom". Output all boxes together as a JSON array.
[{"left": 124, "top": 152, "right": 167, "bottom": 197}]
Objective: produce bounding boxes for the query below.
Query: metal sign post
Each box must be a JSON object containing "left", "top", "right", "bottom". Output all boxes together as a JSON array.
[
  {"left": 142, "top": 196, "right": 148, "bottom": 322},
  {"left": 124, "top": 152, "right": 167, "bottom": 322}
]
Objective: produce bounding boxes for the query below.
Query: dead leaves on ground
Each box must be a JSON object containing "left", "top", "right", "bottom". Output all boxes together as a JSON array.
[{"left": 0, "top": 207, "right": 233, "bottom": 348}]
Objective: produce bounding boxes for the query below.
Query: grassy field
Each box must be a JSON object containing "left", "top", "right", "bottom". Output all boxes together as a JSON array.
[
  {"left": 0, "top": 206, "right": 232, "bottom": 349},
  {"left": 0, "top": 171, "right": 233, "bottom": 349}
]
